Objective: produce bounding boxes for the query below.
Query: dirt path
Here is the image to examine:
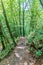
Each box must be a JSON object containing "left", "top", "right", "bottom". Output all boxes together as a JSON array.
[{"left": 0, "top": 37, "right": 43, "bottom": 65}]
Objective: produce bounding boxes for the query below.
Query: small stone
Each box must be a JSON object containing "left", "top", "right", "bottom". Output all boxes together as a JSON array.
[
  {"left": 17, "top": 46, "right": 25, "bottom": 49},
  {"left": 26, "top": 49, "right": 30, "bottom": 53},
  {"left": 15, "top": 53, "right": 20, "bottom": 58},
  {"left": 29, "top": 63, "right": 34, "bottom": 65},
  {"left": 24, "top": 61, "right": 28, "bottom": 65},
  {"left": 20, "top": 57, "right": 22, "bottom": 60},
  {"left": 7, "top": 64, "right": 10, "bottom": 65}
]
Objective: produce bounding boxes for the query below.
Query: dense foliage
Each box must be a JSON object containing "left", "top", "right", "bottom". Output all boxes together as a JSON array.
[
  {"left": 0, "top": 0, "right": 43, "bottom": 59},
  {"left": 28, "top": 0, "right": 43, "bottom": 58}
]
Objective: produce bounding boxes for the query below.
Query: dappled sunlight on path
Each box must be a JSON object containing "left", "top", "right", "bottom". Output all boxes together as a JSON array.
[{"left": 0, "top": 37, "right": 43, "bottom": 65}]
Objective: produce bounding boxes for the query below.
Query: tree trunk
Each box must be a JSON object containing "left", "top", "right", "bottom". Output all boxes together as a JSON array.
[
  {"left": 23, "top": 3, "right": 25, "bottom": 36},
  {"left": 19, "top": 0, "right": 22, "bottom": 36},
  {"left": 1, "top": 0, "right": 16, "bottom": 46}
]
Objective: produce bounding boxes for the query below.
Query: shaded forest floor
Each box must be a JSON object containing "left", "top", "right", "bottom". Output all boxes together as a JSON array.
[{"left": 0, "top": 37, "right": 43, "bottom": 65}]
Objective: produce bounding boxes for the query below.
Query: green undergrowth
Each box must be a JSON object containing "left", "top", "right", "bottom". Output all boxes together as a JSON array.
[
  {"left": 28, "top": 31, "right": 43, "bottom": 58},
  {"left": 0, "top": 43, "right": 14, "bottom": 60}
]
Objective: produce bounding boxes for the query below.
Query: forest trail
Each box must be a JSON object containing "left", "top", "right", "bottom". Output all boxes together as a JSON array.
[{"left": 0, "top": 37, "right": 43, "bottom": 65}]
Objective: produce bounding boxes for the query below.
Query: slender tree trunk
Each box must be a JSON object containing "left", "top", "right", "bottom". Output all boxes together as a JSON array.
[
  {"left": 23, "top": 3, "right": 25, "bottom": 36},
  {"left": 19, "top": 0, "right": 22, "bottom": 36},
  {"left": 1, "top": 0, "right": 16, "bottom": 46},
  {"left": 10, "top": 0, "right": 14, "bottom": 22}
]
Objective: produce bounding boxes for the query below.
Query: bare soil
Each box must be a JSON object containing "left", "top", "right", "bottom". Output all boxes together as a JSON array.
[{"left": 0, "top": 37, "right": 43, "bottom": 65}]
